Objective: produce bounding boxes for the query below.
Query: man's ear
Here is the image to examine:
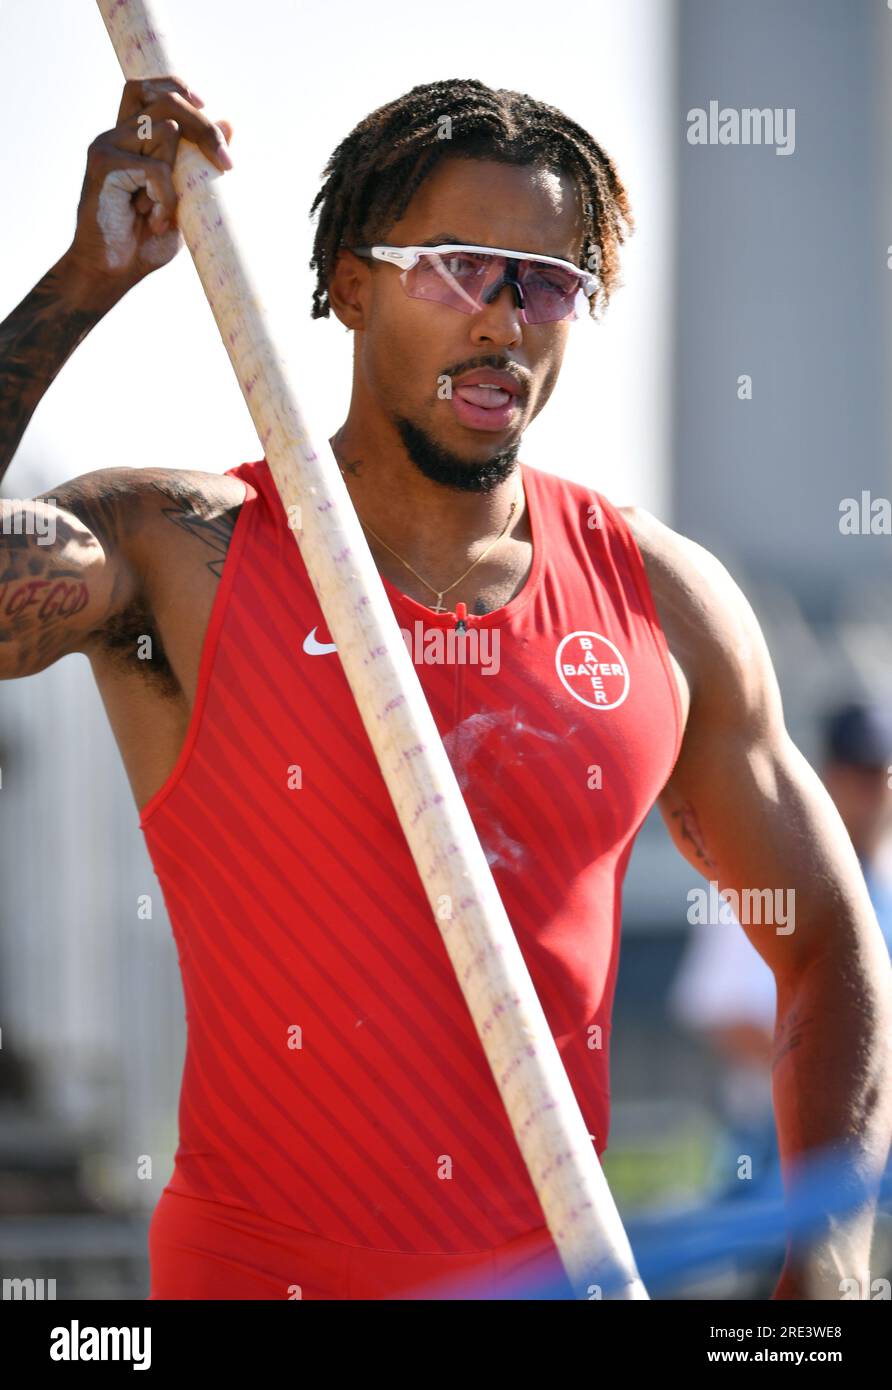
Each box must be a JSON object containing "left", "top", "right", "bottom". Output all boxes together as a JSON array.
[{"left": 327, "top": 248, "right": 368, "bottom": 331}]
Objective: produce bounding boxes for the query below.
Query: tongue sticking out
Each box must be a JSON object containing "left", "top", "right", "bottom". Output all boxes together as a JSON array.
[{"left": 455, "top": 385, "right": 512, "bottom": 408}]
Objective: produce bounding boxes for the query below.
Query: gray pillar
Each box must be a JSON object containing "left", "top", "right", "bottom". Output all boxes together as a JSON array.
[{"left": 674, "top": 0, "right": 890, "bottom": 617}]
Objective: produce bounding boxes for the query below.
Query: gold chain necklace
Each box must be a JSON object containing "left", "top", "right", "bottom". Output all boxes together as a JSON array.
[{"left": 340, "top": 469, "right": 523, "bottom": 614}]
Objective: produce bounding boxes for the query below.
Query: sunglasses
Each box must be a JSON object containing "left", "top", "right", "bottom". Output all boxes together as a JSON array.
[{"left": 349, "top": 244, "right": 598, "bottom": 325}]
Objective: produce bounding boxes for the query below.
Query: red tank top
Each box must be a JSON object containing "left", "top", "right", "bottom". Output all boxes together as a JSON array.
[{"left": 140, "top": 459, "right": 683, "bottom": 1254}]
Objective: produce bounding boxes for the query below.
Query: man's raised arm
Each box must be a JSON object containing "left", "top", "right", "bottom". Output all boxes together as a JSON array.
[
  {"left": 0, "top": 254, "right": 125, "bottom": 480},
  {"left": 0, "top": 73, "right": 232, "bottom": 481}
]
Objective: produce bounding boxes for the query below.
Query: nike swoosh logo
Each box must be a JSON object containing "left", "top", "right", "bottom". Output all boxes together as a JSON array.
[{"left": 303, "top": 626, "right": 338, "bottom": 656}]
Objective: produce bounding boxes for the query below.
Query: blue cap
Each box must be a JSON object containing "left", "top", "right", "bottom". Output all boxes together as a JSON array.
[{"left": 822, "top": 702, "right": 892, "bottom": 769}]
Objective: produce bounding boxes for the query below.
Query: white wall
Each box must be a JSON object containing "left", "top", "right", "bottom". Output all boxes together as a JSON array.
[{"left": 0, "top": 0, "right": 675, "bottom": 505}]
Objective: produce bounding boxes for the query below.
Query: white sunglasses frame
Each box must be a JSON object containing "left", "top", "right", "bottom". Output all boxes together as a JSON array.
[{"left": 349, "top": 243, "right": 599, "bottom": 318}]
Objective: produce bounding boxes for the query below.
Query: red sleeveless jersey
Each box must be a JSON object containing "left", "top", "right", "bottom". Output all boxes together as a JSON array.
[{"left": 140, "top": 459, "right": 682, "bottom": 1255}]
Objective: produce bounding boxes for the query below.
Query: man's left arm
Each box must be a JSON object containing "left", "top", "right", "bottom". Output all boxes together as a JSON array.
[{"left": 654, "top": 530, "right": 892, "bottom": 1300}]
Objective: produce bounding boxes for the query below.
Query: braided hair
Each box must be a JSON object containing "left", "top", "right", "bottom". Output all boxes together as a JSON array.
[{"left": 308, "top": 78, "right": 634, "bottom": 322}]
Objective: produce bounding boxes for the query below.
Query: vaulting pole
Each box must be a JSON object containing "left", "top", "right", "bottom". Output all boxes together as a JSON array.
[{"left": 96, "top": 0, "right": 647, "bottom": 1299}]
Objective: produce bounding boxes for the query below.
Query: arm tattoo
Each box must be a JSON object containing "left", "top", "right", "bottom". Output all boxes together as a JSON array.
[
  {"left": 0, "top": 472, "right": 142, "bottom": 673},
  {"left": 0, "top": 263, "right": 108, "bottom": 482},
  {"left": 1, "top": 470, "right": 240, "bottom": 679},
  {"left": 772, "top": 1005, "right": 813, "bottom": 1073},
  {"left": 150, "top": 479, "right": 239, "bottom": 578},
  {"left": 671, "top": 800, "right": 718, "bottom": 870},
  {"left": 0, "top": 518, "right": 92, "bottom": 674}
]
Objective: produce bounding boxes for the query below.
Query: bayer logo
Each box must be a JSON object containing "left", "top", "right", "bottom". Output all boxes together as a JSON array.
[{"left": 555, "top": 631, "right": 630, "bottom": 711}]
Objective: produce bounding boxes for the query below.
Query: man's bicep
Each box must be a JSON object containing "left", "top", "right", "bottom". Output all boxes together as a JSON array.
[
  {"left": 661, "top": 721, "right": 871, "bottom": 976},
  {"left": 655, "top": 533, "right": 785, "bottom": 886},
  {"left": 656, "top": 546, "right": 875, "bottom": 984},
  {"left": 0, "top": 470, "right": 140, "bottom": 678}
]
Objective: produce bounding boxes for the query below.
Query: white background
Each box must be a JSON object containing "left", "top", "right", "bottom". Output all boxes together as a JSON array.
[{"left": 0, "top": 0, "right": 675, "bottom": 511}]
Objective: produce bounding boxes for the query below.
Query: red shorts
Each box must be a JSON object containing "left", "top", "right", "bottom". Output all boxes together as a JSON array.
[{"left": 148, "top": 1189, "right": 573, "bottom": 1300}]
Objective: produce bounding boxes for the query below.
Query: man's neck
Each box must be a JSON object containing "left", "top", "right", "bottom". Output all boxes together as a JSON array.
[{"left": 327, "top": 424, "right": 528, "bottom": 581}]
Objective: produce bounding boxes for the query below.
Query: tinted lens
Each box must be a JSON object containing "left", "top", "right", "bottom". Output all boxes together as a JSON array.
[
  {"left": 403, "top": 251, "right": 584, "bottom": 322},
  {"left": 404, "top": 251, "right": 493, "bottom": 313},
  {"left": 518, "top": 262, "right": 582, "bottom": 323}
]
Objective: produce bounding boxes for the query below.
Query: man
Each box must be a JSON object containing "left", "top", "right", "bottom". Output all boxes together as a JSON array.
[{"left": 1, "top": 75, "right": 889, "bottom": 1301}]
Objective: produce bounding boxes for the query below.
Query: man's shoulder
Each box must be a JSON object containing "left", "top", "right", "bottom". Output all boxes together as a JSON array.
[
  {"left": 522, "top": 468, "right": 752, "bottom": 656},
  {"left": 620, "top": 505, "right": 731, "bottom": 593},
  {"left": 523, "top": 469, "right": 749, "bottom": 622},
  {"left": 39, "top": 464, "right": 247, "bottom": 543},
  {"left": 617, "top": 507, "right": 776, "bottom": 718},
  {"left": 620, "top": 505, "right": 739, "bottom": 610},
  {"left": 37, "top": 466, "right": 250, "bottom": 607}
]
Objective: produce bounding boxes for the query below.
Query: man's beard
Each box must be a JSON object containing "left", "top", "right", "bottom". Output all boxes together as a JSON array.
[{"left": 394, "top": 416, "right": 521, "bottom": 494}]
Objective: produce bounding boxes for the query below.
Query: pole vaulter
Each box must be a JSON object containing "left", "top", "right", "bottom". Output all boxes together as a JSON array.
[{"left": 95, "top": 0, "right": 647, "bottom": 1301}]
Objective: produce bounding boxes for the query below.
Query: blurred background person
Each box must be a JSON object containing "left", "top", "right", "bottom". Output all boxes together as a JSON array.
[{"left": 821, "top": 702, "right": 892, "bottom": 954}]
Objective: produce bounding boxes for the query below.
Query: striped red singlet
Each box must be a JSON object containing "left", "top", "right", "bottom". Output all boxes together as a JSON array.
[{"left": 140, "top": 458, "right": 682, "bottom": 1296}]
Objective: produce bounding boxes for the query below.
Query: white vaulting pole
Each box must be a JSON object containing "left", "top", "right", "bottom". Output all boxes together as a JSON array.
[{"left": 96, "top": 0, "right": 648, "bottom": 1299}]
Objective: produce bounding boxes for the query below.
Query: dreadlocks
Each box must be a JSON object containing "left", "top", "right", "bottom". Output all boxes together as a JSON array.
[{"left": 308, "top": 78, "right": 634, "bottom": 323}]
